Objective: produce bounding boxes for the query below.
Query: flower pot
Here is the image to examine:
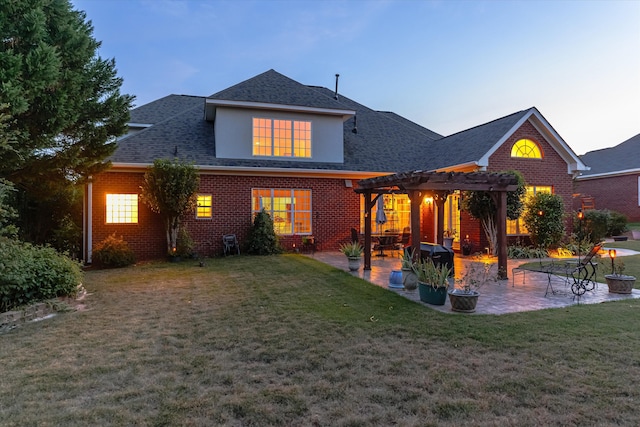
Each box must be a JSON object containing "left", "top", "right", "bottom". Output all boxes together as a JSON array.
[
  {"left": 443, "top": 237, "right": 454, "bottom": 248},
  {"left": 401, "top": 267, "right": 418, "bottom": 291},
  {"left": 347, "top": 256, "right": 361, "bottom": 271},
  {"left": 605, "top": 274, "right": 636, "bottom": 294},
  {"left": 448, "top": 289, "right": 480, "bottom": 313},
  {"left": 418, "top": 281, "right": 448, "bottom": 305},
  {"left": 389, "top": 270, "right": 404, "bottom": 289}
]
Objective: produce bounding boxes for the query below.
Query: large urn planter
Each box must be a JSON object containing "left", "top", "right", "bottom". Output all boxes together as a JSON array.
[
  {"left": 448, "top": 289, "right": 480, "bottom": 313},
  {"left": 401, "top": 267, "right": 418, "bottom": 291},
  {"left": 347, "top": 256, "right": 361, "bottom": 272},
  {"left": 605, "top": 275, "right": 636, "bottom": 294},
  {"left": 418, "top": 281, "right": 448, "bottom": 305}
]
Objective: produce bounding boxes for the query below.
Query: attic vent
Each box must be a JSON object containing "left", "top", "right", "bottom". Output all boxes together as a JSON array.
[{"left": 334, "top": 74, "right": 339, "bottom": 100}]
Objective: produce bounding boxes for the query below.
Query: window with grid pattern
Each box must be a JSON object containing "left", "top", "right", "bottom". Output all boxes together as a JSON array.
[
  {"left": 251, "top": 188, "right": 312, "bottom": 235},
  {"left": 106, "top": 194, "right": 138, "bottom": 224},
  {"left": 511, "top": 139, "right": 542, "bottom": 158},
  {"left": 196, "top": 194, "right": 212, "bottom": 218},
  {"left": 253, "top": 118, "right": 311, "bottom": 158}
]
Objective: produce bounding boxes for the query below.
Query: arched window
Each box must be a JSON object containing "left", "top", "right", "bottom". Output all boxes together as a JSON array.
[{"left": 511, "top": 139, "right": 542, "bottom": 158}]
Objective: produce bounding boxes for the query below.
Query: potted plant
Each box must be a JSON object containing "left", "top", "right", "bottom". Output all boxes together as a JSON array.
[
  {"left": 448, "top": 261, "right": 497, "bottom": 312},
  {"left": 605, "top": 250, "right": 636, "bottom": 294},
  {"left": 443, "top": 229, "right": 456, "bottom": 249},
  {"left": 461, "top": 235, "right": 473, "bottom": 256},
  {"left": 339, "top": 241, "right": 364, "bottom": 271},
  {"left": 413, "top": 258, "right": 452, "bottom": 305},
  {"left": 400, "top": 247, "right": 418, "bottom": 290}
]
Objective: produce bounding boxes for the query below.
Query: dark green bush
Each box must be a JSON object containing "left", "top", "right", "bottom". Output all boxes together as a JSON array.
[
  {"left": 175, "top": 227, "right": 195, "bottom": 258},
  {"left": 508, "top": 244, "right": 548, "bottom": 259},
  {"left": 608, "top": 211, "right": 628, "bottom": 236},
  {"left": 522, "top": 193, "right": 565, "bottom": 250},
  {"left": 246, "top": 209, "right": 281, "bottom": 255},
  {"left": 0, "top": 237, "right": 83, "bottom": 312},
  {"left": 92, "top": 233, "right": 136, "bottom": 268},
  {"left": 577, "top": 209, "right": 618, "bottom": 243}
]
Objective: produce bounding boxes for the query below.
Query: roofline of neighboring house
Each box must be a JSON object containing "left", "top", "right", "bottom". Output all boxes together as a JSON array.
[
  {"left": 204, "top": 99, "right": 356, "bottom": 121},
  {"left": 575, "top": 168, "right": 640, "bottom": 181},
  {"left": 107, "top": 162, "right": 389, "bottom": 180}
]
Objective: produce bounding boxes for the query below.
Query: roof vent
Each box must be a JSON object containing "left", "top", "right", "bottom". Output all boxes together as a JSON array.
[{"left": 334, "top": 74, "right": 340, "bottom": 100}]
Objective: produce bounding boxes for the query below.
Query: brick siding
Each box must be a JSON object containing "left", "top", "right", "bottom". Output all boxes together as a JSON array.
[{"left": 574, "top": 174, "right": 640, "bottom": 222}]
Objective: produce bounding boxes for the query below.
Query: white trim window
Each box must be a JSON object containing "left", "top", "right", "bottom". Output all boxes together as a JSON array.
[
  {"left": 252, "top": 188, "right": 312, "bottom": 235},
  {"left": 196, "top": 194, "right": 212, "bottom": 219},
  {"left": 252, "top": 118, "right": 311, "bottom": 158},
  {"left": 105, "top": 194, "right": 138, "bottom": 224}
]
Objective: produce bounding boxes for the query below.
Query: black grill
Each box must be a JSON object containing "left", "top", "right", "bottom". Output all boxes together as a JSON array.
[{"left": 420, "top": 242, "right": 455, "bottom": 275}]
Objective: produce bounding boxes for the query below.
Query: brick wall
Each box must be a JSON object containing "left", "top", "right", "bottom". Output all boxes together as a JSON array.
[
  {"left": 574, "top": 174, "right": 640, "bottom": 222},
  {"left": 91, "top": 171, "right": 363, "bottom": 261},
  {"left": 487, "top": 120, "right": 576, "bottom": 239}
]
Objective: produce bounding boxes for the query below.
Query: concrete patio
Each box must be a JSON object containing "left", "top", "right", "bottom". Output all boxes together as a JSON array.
[{"left": 305, "top": 248, "right": 640, "bottom": 315}]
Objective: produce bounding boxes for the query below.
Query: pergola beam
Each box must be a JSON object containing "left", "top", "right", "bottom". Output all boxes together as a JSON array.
[{"left": 356, "top": 170, "right": 518, "bottom": 280}]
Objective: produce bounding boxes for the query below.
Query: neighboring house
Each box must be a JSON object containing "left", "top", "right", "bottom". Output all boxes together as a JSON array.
[
  {"left": 574, "top": 133, "right": 640, "bottom": 221},
  {"left": 83, "top": 69, "right": 588, "bottom": 262}
]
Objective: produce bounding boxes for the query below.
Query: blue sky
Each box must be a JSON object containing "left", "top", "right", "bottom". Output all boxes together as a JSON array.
[{"left": 71, "top": 0, "right": 640, "bottom": 155}]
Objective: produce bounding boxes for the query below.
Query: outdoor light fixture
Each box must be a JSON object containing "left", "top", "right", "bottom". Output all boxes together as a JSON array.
[
  {"left": 423, "top": 196, "right": 433, "bottom": 204},
  {"left": 538, "top": 210, "right": 544, "bottom": 216},
  {"left": 609, "top": 249, "right": 617, "bottom": 274},
  {"left": 577, "top": 209, "right": 584, "bottom": 220}
]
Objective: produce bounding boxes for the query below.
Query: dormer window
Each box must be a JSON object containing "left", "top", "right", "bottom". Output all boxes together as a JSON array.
[
  {"left": 253, "top": 118, "right": 311, "bottom": 158},
  {"left": 511, "top": 138, "right": 542, "bottom": 158}
]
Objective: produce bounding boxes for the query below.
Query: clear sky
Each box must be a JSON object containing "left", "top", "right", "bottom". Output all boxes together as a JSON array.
[{"left": 71, "top": 0, "right": 640, "bottom": 155}]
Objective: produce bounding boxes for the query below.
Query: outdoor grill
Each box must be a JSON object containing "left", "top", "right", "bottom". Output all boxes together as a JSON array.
[{"left": 420, "top": 242, "right": 455, "bottom": 275}]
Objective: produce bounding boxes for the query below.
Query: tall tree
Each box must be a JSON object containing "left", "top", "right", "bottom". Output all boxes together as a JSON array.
[
  {"left": 140, "top": 159, "right": 199, "bottom": 256},
  {"left": 0, "top": 0, "right": 134, "bottom": 246}
]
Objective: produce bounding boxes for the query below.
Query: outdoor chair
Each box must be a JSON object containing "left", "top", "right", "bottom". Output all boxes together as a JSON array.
[
  {"left": 222, "top": 234, "right": 240, "bottom": 256},
  {"left": 513, "top": 243, "right": 601, "bottom": 297}
]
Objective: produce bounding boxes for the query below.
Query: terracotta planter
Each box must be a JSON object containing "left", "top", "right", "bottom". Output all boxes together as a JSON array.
[
  {"left": 448, "top": 289, "right": 480, "bottom": 313},
  {"left": 605, "top": 275, "right": 636, "bottom": 294},
  {"left": 347, "top": 256, "right": 361, "bottom": 271},
  {"left": 418, "top": 281, "right": 448, "bottom": 305},
  {"left": 401, "top": 268, "right": 418, "bottom": 290}
]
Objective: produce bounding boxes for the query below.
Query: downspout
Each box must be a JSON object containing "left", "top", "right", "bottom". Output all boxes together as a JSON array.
[{"left": 86, "top": 177, "right": 93, "bottom": 264}]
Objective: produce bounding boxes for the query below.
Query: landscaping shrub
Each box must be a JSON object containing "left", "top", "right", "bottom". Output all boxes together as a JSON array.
[
  {"left": 92, "top": 233, "right": 136, "bottom": 268},
  {"left": 246, "top": 209, "right": 281, "bottom": 255},
  {"left": 523, "top": 193, "right": 565, "bottom": 250},
  {"left": 175, "top": 227, "right": 195, "bottom": 258},
  {"left": 608, "top": 210, "right": 628, "bottom": 236},
  {"left": 577, "top": 209, "right": 611, "bottom": 243},
  {"left": 508, "top": 244, "right": 548, "bottom": 259},
  {"left": 0, "top": 237, "right": 83, "bottom": 312}
]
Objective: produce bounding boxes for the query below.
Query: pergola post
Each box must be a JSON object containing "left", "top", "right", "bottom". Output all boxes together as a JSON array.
[
  {"left": 363, "top": 192, "right": 374, "bottom": 270},
  {"left": 495, "top": 191, "right": 508, "bottom": 280},
  {"left": 408, "top": 190, "right": 422, "bottom": 259},
  {"left": 434, "top": 191, "right": 449, "bottom": 245}
]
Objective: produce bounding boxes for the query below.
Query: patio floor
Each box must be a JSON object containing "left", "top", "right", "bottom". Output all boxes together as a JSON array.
[{"left": 305, "top": 247, "right": 640, "bottom": 315}]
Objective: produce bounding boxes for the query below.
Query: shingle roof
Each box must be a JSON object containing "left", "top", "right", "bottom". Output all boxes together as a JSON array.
[
  {"left": 112, "top": 69, "right": 530, "bottom": 174},
  {"left": 424, "top": 110, "right": 530, "bottom": 169},
  {"left": 129, "top": 94, "right": 203, "bottom": 125},
  {"left": 579, "top": 133, "right": 640, "bottom": 176},
  {"left": 208, "top": 69, "right": 351, "bottom": 111}
]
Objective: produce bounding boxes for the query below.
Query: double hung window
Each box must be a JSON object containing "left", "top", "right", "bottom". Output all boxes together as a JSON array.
[{"left": 252, "top": 189, "right": 312, "bottom": 235}]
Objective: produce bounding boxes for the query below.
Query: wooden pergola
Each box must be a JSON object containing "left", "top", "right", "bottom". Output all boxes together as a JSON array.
[{"left": 355, "top": 170, "right": 519, "bottom": 280}]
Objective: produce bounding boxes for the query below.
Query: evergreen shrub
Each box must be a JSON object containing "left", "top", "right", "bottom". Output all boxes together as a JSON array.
[{"left": 92, "top": 233, "right": 136, "bottom": 268}]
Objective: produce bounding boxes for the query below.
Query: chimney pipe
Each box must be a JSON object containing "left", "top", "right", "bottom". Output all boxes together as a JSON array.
[{"left": 334, "top": 74, "right": 340, "bottom": 100}]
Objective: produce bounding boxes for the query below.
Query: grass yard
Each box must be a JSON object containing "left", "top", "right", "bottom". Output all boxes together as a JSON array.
[{"left": 1, "top": 254, "right": 640, "bottom": 426}]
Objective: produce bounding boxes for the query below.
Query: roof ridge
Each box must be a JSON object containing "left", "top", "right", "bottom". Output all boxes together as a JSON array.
[{"left": 440, "top": 108, "right": 530, "bottom": 139}]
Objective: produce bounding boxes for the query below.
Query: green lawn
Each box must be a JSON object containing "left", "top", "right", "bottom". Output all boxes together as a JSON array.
[{"left": 1, "top": 254, "right": 640, "bottom": 425}]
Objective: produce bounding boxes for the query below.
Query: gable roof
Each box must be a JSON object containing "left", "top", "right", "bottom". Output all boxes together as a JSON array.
[
  {"left": 205, "top": 69, "right": 355, "bottom": 119},
  {"left": 578, "top": 132, "right": 640, "bottom": 179},
  {"left": 112, "top": 70, "right": 586, "bottom": 177}
]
